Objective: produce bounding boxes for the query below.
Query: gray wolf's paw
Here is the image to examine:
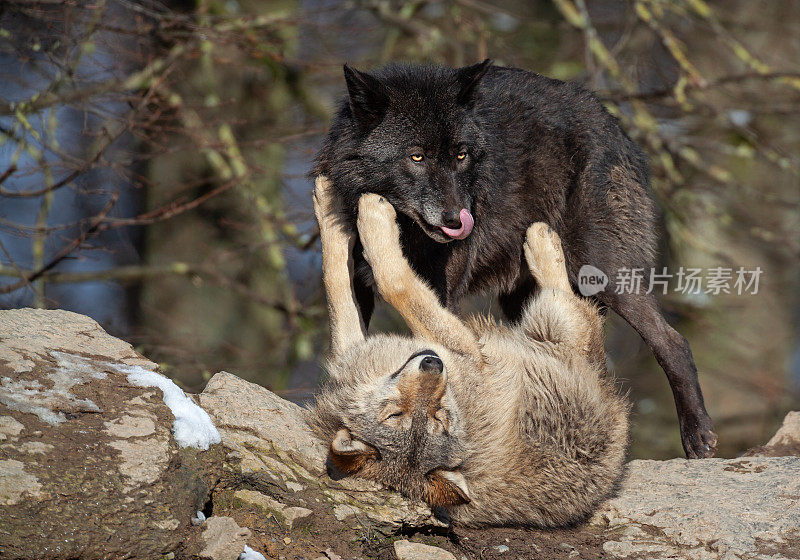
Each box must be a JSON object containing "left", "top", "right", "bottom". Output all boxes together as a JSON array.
[
  {"left": 358, "top": 192, "right": 397, "bottom": 222},
  {"left": 524, "top": 223, "right": 571, "bottom": 292},
  {"left": 313, "top": 175, "right": 350, "bottom": 241},
  {"left": 312, "top": 175, "right": 335, "bottom": 227},
  {"left": 357, "top": 194, "right": 402, "bottom": 267}
]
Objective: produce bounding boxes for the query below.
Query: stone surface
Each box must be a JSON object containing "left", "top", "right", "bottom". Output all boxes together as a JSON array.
[
  {"left": 198, "top": 516, "right": 251, "bottom": 560},
  {"left": 200, "top": 370, "right": 327, "bottom": 474},
  {"left": 0, "top": 309, "right": 222, "bottom": 560},
  {"left": 233, "top": 489, "right": 313, "bottom": 529},
  {"left": 394, "top": 540, "right": 458, "bottom": 560},
  {"left": 745, "top": 411, "right": 800, "bottom": 457},
  {"left": 593, "top": 456, "right": 800, "bottom": 559},
  {"left": 3, "top": 308, "right": 800, "bottom": 560},
  {"left": 766, "top": 411, "right": 800, "bottom": 445}
]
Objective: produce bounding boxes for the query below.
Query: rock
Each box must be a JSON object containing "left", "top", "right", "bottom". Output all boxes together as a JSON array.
[
  {"left": 394, "top": 540, "right": 457, "bottom": 560},
  {"left": 233, "top": 489, "right": 313, "bottom": 529},
  {"left": 5, "top": 308, "right": 800, "bottom": 560},
  {"left": 200, "top": 371, "right": 444, "bottom": 533},
  {"left": 281, "top": 505, "right": 314, "bottom": 528},
  {"left": 744, "top": 410, "right": 800, "bottom": 457},
  {"left": 0, "top": 416, "right": 24, "bottom": 440},
  {"left": 200, "top": 371, "right": 326, "bottom": 474},
  {"left": 765, "top": 411, "right": 800, "bottom": 446},
  {"left": 594, "top": 456, "right": 800, "bottom": 559},
  {"left": 0, "top": 309, "right": 222, "bottom": 560},
  {"left": 285, "top": 481, "right": 305, "bottom": 492},
  {"left": 198, "top": 516, "right": 251, "bottom": 560}
]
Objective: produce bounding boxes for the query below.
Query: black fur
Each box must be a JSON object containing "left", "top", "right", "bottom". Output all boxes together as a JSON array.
[{"left": 313, "top": 61, "right": 717, "bottom": 459}]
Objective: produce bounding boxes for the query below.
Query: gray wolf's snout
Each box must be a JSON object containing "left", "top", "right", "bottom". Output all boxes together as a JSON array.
[{"left": 419, "top": 355, "right": 443, "bottom": 375}]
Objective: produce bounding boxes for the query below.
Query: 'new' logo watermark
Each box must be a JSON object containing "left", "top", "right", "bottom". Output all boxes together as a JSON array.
[{"left": 578, "top": 265, "right": 608, "bottom": 296}]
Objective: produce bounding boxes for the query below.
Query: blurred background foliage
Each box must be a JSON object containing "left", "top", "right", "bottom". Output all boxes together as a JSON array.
[{"left": 0, "top": 0, "right": 798, "bottom": 459}]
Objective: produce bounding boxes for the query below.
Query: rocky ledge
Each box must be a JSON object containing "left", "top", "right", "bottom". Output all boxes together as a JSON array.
[{"left": 1, "top": 309, "right": 798, "bottom": 560}]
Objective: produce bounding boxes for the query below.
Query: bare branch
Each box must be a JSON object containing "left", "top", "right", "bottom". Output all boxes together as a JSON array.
[
  {"left": 0, "top": 262, "right": 321, "bottom": 320},
  {"left": 0, "top": 195, "right": 118, "bottom": 294},
  {"left": 605, "top": 72, "right": 800, "bottom": 102}
]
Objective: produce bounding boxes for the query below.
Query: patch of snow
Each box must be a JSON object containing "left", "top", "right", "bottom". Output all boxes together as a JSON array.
[
  {"left": 191, "top": 510, "right": 206, "bottom": 526},
  {"left": 118, "top": 364, "right": 221, "bottom": 450},
  {"left": 240, "top": 545, "right": 267, "bottom": 560},
  {"left": 0, "top": 353, "right": 107, "bottom": 425},
  {"left": 50, "top": 352, "right": 108, "bottom": 380},
  {"left": 0, "top": 349, "right": 220, "bottom": 449}
]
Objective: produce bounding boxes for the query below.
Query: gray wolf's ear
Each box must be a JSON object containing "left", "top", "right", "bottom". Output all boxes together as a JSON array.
[
  {"left": 425, "top": 469, "right": 471, "bottom": 506},
  {"left": 329, "top": 428, "right": 378, "bottom": 475},
  {"left": 331, "top": 428, "right": 371, "bottom": 455},
  {"left": 455, "top": 59, "right": 492, "bottom": 105},
  {"left": 343, "top": 64, "right": 389, "bottom": 132}
]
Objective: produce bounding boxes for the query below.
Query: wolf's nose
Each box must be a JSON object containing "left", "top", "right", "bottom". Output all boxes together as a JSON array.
[
  {"left": 420, "top": 355, "right": 444, "bottom": 375},
  {"left": 441, "top": 210, "right": 462, "bottom": 229}
]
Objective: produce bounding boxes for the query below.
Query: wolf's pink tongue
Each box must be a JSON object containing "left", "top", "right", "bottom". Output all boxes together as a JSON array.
[{"left": 440, "top": 209, "right": 474, "bottom": 240}]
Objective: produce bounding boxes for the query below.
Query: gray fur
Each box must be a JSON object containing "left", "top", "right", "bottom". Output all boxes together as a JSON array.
[{"left": 306, "top": 181, "right": 629, "bottom": 528}]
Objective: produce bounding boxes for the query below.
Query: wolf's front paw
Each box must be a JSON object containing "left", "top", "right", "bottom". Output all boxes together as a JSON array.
[
  {"left": 680, "top": 411, "right": 718, "bottom": 459},
  {"left": 313, "top": 175, "right": 334, "bottom": 218},
  {"left": 524, "top": 223, "right": 571, "bottom": 292},
  {"left": 358, "top": 193, "right": 397, "bottom": 222},
  {"left": 313, "top": 176, "right": 346, "bottom": 237},
  {"left": 357, "top": 194, "right": 402, "bottom": 266}
]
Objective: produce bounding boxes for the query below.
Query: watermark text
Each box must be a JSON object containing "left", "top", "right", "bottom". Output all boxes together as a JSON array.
[{"left": 577, "top": 266, "right": 762, "bottom": 297}]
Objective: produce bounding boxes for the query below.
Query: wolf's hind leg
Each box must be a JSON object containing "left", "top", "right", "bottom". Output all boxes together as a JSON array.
[
  {"left": 521, "top": 223, "right": 605, "bottom": 366},
  {"left": 314, "top": 176, "right": 366, "bottom": 359},
  {"left": 357, "top": 194, "right": 481, "bottom": 361}
]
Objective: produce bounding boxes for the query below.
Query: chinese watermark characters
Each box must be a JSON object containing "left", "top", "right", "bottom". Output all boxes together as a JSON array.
[{"left": 577, "top": 266, "right": 762, "bottom": 297}]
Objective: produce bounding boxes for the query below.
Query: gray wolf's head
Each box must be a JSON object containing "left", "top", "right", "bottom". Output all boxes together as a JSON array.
[{"left": 308, "top": 334, "right": 470, "bottom": 506}]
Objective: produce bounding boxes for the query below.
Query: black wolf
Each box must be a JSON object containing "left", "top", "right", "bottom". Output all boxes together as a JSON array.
[{"left": 313, "top": 60, "right": 716, "bottom": 458}]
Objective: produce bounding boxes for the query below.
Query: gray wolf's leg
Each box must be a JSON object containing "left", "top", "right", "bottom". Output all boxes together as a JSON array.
[
  {"left": 520, "top": 223, "right": 605, "bottom": 366},
  {"left": 356, "top": 194, "right": 481, "bottom": 362},
  {"left": 603, "top": 289, "right": 717, "bottom": 458},
  {"left": 313, "top": 176, "right": 366, "bottom": 358}
]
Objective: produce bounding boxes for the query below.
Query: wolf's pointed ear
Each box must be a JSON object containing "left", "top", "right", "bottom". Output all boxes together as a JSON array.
[
  {"left": 331, "top": 428, "right": 371, "bottom": 455},
  {"left": 343, "top": 64, "right": 389, "bottom": 132},
  {"left": 425, "top": 469, "right": 471, "bottom": 506},
  {"left": 455, "top": 59, "right": 493, "bottom": 105},
  {"left": 329, "top": 428, "right": 378, "bottom": 475}
]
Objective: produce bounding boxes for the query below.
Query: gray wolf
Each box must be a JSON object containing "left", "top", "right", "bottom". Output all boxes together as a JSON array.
[
  {"left": 306, "top": 177, "right": 629, "bottom": 527},
  {"left": 313, "top": 60, "right": 716, "bottom": 458}
]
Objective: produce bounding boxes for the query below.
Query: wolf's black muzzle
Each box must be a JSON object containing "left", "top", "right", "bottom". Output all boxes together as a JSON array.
[{"left": 420, "top": 355, "right": 444, "bottom": 375}]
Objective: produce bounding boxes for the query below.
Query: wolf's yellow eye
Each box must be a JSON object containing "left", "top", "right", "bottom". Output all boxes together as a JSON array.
[
  {"left": 410, "top": 153, "right": 424, "bottom": 163},
  {"left": 456, "top": 151, "right": 468, "bottom": 161}
]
